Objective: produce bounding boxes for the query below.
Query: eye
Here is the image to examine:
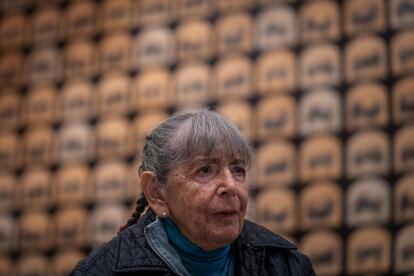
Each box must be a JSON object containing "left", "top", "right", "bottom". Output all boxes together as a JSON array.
[
  {"left": 230, "top": 165, "right": 246, "bottom": 178},
  {"left": 195, "top": 165, "right": 215, "bottom": 178},
  {"left": 197, "top": 166, "right": 211, "bottom": 175},
  {"left": 193, "top": 163, "right": 219, "bottom": 183}
]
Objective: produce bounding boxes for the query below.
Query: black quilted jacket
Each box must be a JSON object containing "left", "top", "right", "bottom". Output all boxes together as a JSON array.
[{"left": 70, "top": 211, "right": 315, "bottom": 276}]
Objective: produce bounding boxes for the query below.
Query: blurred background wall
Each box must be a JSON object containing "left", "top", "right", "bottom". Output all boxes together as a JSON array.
[{"left": 0, "top": 0, "right": 414, "bottom": 275}]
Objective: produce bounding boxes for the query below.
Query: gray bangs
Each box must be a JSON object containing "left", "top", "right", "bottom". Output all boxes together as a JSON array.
[
  {"left": 170, "top": 110, "right": 254, "bottom": 168},
  {"left": 139, "top": 109, "right": 255, "bottom": 183}
]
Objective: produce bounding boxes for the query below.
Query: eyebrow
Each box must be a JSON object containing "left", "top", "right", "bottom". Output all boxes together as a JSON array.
[
  {"left": 190, "top": 157, "right": 219, "bottom": 165},
  {"left": 191, "top": 156, "right": 246, "bottom": 166},
  {"left": 230, "top": 159, "right": 247, "bottom": 166}
]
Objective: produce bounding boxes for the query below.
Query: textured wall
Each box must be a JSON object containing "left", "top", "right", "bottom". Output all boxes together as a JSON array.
[{"left": 0, "top": 0, "right": 413, "bottom": 275}]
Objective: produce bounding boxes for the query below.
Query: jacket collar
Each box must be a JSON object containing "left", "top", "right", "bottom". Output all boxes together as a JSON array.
[{"left": 113, "top": 211, "right": 296, "bottom": 272}]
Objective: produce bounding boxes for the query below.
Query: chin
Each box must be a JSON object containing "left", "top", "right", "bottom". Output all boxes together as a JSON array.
[{"left": 211, "top": 226, "right": 242, "bottom": 245}]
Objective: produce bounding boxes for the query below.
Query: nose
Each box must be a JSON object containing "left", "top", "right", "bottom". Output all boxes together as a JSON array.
[{"left": 217, "top": 168, "right": 238, "bottom": 197}]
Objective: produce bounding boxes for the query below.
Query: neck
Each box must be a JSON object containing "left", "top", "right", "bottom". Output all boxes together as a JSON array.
[{"left": 161, "top": 218, "right": 232, "bottom": 276}]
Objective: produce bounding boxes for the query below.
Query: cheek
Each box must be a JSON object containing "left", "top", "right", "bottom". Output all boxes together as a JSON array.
[
  {"left": 238, "top": 186, "right": 249, "bottom": 208},
  {"left": 179, "top": 191, "right": 213, "bottom": 233},
  {"left": 169, "top": 181, "right": 211, "bottom": 216}
]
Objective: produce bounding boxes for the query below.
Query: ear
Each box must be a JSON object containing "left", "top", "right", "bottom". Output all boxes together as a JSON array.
[{"left": 140, "top": 171, "right": 168, "bottom": 217}]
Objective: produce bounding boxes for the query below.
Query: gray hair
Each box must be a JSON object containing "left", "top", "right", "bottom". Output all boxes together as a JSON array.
[
  {"left": 139, "top": 109, "right": 254, "bottom": 180},
  {"left": 126, "top": 109, "right": 255, "bottom": 227}
]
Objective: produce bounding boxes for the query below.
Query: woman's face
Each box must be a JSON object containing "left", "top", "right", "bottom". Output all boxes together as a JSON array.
[{"left": 163, "top": 151, "right": 249, "bottom": 251}]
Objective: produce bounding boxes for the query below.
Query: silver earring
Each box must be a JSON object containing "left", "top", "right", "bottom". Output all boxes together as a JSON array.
[{"left": 162, "top": 211, "right": 167, "bottom": 218}]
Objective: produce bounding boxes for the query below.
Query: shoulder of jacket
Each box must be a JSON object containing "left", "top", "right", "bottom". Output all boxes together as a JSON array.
[
  {"left": 283, "top": 249, "right": 316, "bottom": 275},
  {"left": 70, "top": 237, "right": 119, "bottom": 276},
  {"left": 70, "top": 211, "right": 160, "bottom": 275},
  {"left": 240, "top": 220, "right": 297, "bottom": 250}
]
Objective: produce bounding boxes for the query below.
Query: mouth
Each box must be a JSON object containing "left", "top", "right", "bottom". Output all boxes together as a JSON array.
[{"left": 212, "top": 210, "right": 239, "bottom": 217}]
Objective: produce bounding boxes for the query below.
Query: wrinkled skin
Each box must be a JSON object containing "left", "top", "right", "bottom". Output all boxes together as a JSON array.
[{"left": 162, "top": 152, "right": 249, "bottom": 251}]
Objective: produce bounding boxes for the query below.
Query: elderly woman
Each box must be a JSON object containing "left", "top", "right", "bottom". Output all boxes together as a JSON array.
[{"left": 70, "top": 110, "right": 315, "bottom": 276}]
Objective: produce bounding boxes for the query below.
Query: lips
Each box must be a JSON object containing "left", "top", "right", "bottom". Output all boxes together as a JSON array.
[{"left": 212, "top": 210, "right": 239, "bottom": 216}]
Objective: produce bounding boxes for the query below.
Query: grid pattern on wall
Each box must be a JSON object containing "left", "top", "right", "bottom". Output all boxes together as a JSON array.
[{"left": 0, "top": 0, "right": 414, "bottom": 275}]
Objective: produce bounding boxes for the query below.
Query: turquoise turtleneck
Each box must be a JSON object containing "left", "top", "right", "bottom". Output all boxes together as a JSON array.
[{"left": 161, "top": 218, "right": 231, "bottom": 276}]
